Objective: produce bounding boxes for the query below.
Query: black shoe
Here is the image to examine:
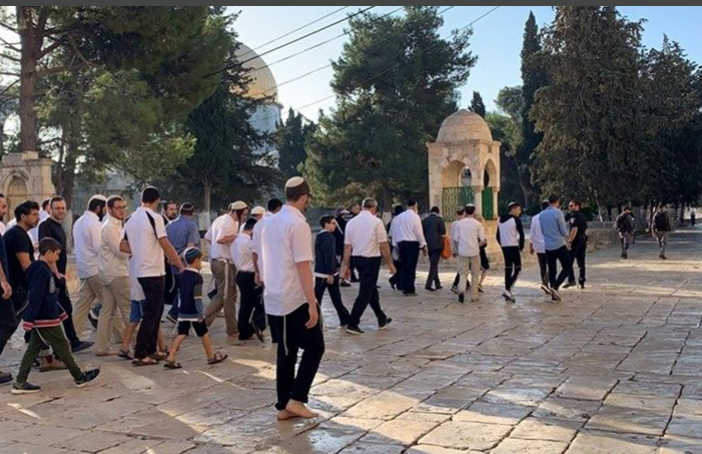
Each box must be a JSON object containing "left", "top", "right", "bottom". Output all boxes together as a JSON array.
[
  {"left": 75, "top": 369, "right": 101, "bottom": 388},
  {"left": 345, "top": 326, "right": 364, "bottom": 335},
  {"left": 435, "top": 286, "right": 443, "bottom": 290},
  {"left": 253, "top": 325, "right": 265, "bottom": 343},
  {"left": 350, "top": 277, "right": 359, "bottom": 283},
  {"left": 389, "top": 279, "right": 396, "bottom": 290},
  {"left": 340, "top": 281, "right": 351, "bottom": 288},
  {"left": 458, "top": 293, "right": 465, "bottom": 304},
  {"left": 403, "top": 292, "right": 418, "bottom": 297},
  {"left": 12, "top": 382, "right": 41, "bottom": 394},
  {"left": 621, "top": 252, "right": 628, "bottom": 259},
  {"left": 425, "top": 287, "right": 435, "bottom": 292},
  {"left": 563, "top": 282, "right": 576, "bottom": 289},
  {"left": 71, "top": 341, "right": 94, "bottom": 354},
  {"left": 550, "top": 288, "right": 562, "bottom": 302},
  {"left": 579, "top": 282, "right": 585, "bottom": 289},
  {"left": 0, "top": 372, "right": 12, "bottom": 386},
  {"left": 88, "top": 311, "right": 99, "bottom": 330},
  {"left": 379, "top": 318, "right": 392, "bottom": 330}
]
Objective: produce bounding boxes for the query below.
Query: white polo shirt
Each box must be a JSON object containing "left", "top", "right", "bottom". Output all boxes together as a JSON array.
[
  {"left": 529, "top": 212, "right": 546, "bottom": 254},
  {"left": 231, "top": 233, "right": 254, "bottom": 273},
  {"left": 453, "top": 217, "right": 485, "bottom": 257},
  {"left": 389, "top": 209, "right": 427, "bottom": 247},
  {"left": 73, "top": 211, "right": 102, "bottom": 279},
  {"left": 261, "top": 205, "right": 313, "bottom": 316},
  {"left": 205, "top": 214, "right": 238, "bottom": 261},
  {"left": 251, "top": 213, "right": 270, "bottom": 279},
  {"left": 344, "top": 210, "right": 388, "bottom": 258},
  {"left": 122, "top": 207, "right": 167, "bottom": 278}
]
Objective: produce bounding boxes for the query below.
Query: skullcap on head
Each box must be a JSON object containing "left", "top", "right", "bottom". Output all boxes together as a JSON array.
[
  {"left": 183, "top": 247, "right": 203, "bottom": 264},
  {"left": 251, "top": 206, "right": 265, "bottom": 216},
  {"left": 230, "top": 200, "right": 248, "bottom": 211},
  {"left": 285, "top": 176, "right": 305, "bottom": 188}
]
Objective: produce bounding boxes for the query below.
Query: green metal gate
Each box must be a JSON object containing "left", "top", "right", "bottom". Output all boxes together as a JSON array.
[
  {"left": 442, "top": 187, "right": 474, "bottom": 222},
  {"left": 482, "top": 187, "right": 494, "bottom": 220}
]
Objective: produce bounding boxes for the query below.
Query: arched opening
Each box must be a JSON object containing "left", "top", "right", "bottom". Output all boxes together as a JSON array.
[
  {"left": 482, "top": 160, "right": 498, "bottom": 220},
  {"left": 6, "top": 175, "right": 29, "bottom": 224},
  {"left": 441, "top": 161, "right": 474, "bottom": 221}
]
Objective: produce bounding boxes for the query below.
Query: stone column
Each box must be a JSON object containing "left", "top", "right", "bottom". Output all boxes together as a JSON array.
[
  {"left": 474, "top": 186, "right": 484, "bottom": 218},
  {"left": 492, "top": 188, "right": 499, "bottom": 221}
]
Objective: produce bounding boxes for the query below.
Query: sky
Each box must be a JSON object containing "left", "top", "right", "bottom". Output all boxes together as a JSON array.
[{"left": 229, "top": 6, "right": 702, "bottom": 120}]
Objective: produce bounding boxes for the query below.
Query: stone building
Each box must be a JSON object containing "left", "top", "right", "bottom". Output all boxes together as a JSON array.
[{"left": 0, "top": 151, "right": 54, "bottom": 224}]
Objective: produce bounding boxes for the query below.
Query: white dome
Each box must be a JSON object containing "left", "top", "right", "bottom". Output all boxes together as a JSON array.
[
  {"left": 436, "top": 109, "right": 493, "bottom": 143},
  {"left": 234, "top": 42, "right": 279, "bottom": 103}
]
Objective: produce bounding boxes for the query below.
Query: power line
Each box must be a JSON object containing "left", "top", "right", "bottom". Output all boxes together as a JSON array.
[
  {"left": 270, "top": 6, "right": 501, "bottom": 123},
  {"left": 239, "top": 6, "right": 351, "bottom": 59},
  {"left": 260, "top": 6, "right": 456, "bottom": 96}
]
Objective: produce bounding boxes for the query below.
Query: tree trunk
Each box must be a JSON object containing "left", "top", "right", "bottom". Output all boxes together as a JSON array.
[
  {"left": 17, "top": 6, "right": 40, "bottom": 153},
  {"left": 203, "top": 178, "right": 212, "bottom": 226}
]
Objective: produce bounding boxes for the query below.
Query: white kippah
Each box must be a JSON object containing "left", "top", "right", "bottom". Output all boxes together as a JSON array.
[
  {"left": 230, "top": 200, "right": 248, "bottom": 210},
  {"left": 251, "top": 206, "right": 266, "bottom": 216},
  {"left": 285, "top": 176, "right": 305, "bottom": 188},
  {"left": 90, "top": 194, "right": 107, "bottom": 202}
]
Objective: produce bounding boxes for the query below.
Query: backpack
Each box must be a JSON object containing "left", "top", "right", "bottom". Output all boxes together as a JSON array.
[{"left": 653, "top": 212, "right": 669, "bottom": 231}]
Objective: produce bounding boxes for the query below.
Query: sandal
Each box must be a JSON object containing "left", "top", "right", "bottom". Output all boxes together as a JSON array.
[
  {"left": 131, "top": 358, "right": 160, "bottom": 367},
  {"left": 149, "top": 352, "right": 167, "bottom": 361},
  {"left": 207, "top": 352, "right": 228, "bottom": 365},
  {"left": 118, "top": 350, "right": 133, "bottom": 360},
  {"left": 163, "top": 361, "right": 182, "bottom": 370}
]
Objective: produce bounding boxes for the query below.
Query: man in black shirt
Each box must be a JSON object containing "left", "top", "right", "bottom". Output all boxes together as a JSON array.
[
  {"left": 0, "top": 201, "right": 38, "bottom": 372},
  {"left": 39, "top": 196, "right": 92, "bottom": 353},
  {"left": 0, "top": 194, "right": 16, "bottom": 385},
  {"left": 564, "top": 200, "right": 588, "bottom": 289}
]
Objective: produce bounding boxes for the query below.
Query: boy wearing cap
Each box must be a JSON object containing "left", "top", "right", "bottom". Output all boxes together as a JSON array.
[
  {"left": 262, "top": 177, "right": 324, "bottom": 420},
  {"left": 204, "top": 201, "right": 248, "bottom": 341},
  {"left": 164, "top": 247, "right": 228, "bottom": 369}
]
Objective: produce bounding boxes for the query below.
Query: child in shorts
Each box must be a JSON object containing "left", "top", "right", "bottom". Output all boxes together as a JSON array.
[{"left": 164, "top": 248, "right": 227, "bottom": 369}]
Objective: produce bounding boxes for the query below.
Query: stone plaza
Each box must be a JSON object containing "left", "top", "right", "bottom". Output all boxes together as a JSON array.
[{"left": 0, "top": 230, "right": 701, "bottom": 454}]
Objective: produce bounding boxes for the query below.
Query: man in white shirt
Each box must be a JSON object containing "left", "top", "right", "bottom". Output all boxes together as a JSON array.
[
  {"left": 453, "top": 204, "right": 486, "bottom": 304},
  {"left": 120, "top": 186, "right": 184, "bottom": 365},
  {"left": 496, "top": 202, "right": 525, "bottom": 303},
  {"left": 72, "top": 195, "right": 107, "bottom": 336},
  {"left": 95, "top": 196, "right": 131, "bottom": 356},
  {"left": 262, "top": 177, "right": 323, "bottom": 421},
  {"left": 529, "top": 201, "right": 551, "bottom": 295},
  {"left": 203, "top": 200, "right": 248, "bottom": 340},
  {"left": 233, "top": 218, "right": 264, "bottom": 342},
  {"left": 252, "top": 198, "right": 283, "bottom": 287},
  {"left": 342, "top": 197, "right": 396, "bottom": 335},
  {"left": 450, "top": 206, "right": 467, "bottom": 294},
  {"left": 389, "top": 199, "right": 427, "bottom": 296}
]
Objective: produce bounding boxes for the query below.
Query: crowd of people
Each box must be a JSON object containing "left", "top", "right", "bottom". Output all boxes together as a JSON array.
[{"left": 0, "top": 177, "right": 682, "bottom": 418}]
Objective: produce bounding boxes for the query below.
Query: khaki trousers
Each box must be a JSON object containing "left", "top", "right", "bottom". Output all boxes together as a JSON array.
[
  {"left": 95, "top": 276, "right": 130, "bottom": 354},
  {"left": 205, "top": 260, "right": 239, "bottom": 336},
  {"left": 73, "top": 275, "right": 103, "bottom": 336},
  {"left": 458, "top": 255, "right": 481, "bottom": 302}
]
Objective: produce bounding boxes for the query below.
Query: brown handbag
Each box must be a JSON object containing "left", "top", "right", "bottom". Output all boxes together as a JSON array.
[{"left": 441, "top": 236, "right": 452, "bottom": 260}]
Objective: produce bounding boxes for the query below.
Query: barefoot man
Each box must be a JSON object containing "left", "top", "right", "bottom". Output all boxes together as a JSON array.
[{"left": 262, "top": 177, "right": 324, "bottom": 420}]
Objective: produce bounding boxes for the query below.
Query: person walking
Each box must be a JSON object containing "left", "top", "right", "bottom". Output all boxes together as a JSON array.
[
  {"left": 343, "top": 198, "right": 396, "bottom": 335},
  {"left": 314, "top": 215, "right": 350, "bottom": 327},
  {"left": 564, "top": 201, "right": 588, "bottom": 289},
  {"left": 120, "top": 186, "right": 184, "bottom": 366},
  {"left": 95, "top": 196, "right": 131, "bottom": 356},
  {"left": 72, "top": 195, "right": 107, "bottom": 336},
  {"left": 652, "top": 205, "right": 672, "bottom": 260},
  {"left": 164, "top": 202, "right": 200, "bottom": 323},
  {"left": 452, "top": 204, "right": 485, "bottom": 304},
  {"left": 616, "top": 207, "right": 636, "bottom": 259},
  {"left": 451, "top": 206, "right": 467, "bottom": 294},
  {"left": 496, "top": 202, "right": 525, "bottom": 303},
  {"left": 252, "top": 198, "right": 283, "bottom": 288},
  {"left": 232, "top": 218, "right": 265, "bottom": 342},
  {"left": 261, "top": 177, "right": 324, "bottom": 420},
  {"left": 389, "top": 200, "right": 427, "bottom": 296},
  {"left": 387, "top": 205, "right": 404, "bottom": 292},
  {"left": 530, "top": 201, "right": 551, "bottom": 295},
  {"left": 39, "top": 196, "right": 92, "bottom": 353},
  {"left": 204, "top": 201, "right": 248, "bottom": 341},
  {"left": 422, "top": 206, "right": 447, "bottom": 292},
  {"left": 539, "top": 195, "right": 572, "bottom": 302}
]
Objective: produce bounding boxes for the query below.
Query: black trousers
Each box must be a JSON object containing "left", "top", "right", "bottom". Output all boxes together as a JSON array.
[
  {"left": 135, "top": 276, "right": 165, "bottom": 359},
  {"left": 426, "top": 248, "right": 442, "bottom": 289},
  {"left": 236, "top": 271, "right": 265, "bottom": 340},
  {"left": 568, "top": 239, "right": 587, "bottom": 285},
  {"left": 348, "top": 256, "right": 388, "bottom": 329},
  {"left": 314, "top": 276, "right": 350, "bottom": 326},
  {"left": 537, "top": 253, "right": 549, "bottom": 287},
  {"left": 502, "top": 246, "right": 522, "bottom": 291},
  {"left": 398, "top": 241, "right": 420, "bottom": 294},
  {"left": 269, "top": 303, "right": 325, "bottom": 410},
  {"left": 546, "top": 246, "right": 572, "bottom": 291},
  {"left": 388, "top": 253, "right": 403, "bottom": 291},
  {"left": 0, "top": 288, "right": 28, "bottom": 357}
]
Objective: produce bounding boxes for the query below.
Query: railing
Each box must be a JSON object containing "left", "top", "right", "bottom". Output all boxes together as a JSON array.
[{"left": 442, "top": 187, "right": 474, "bottom": 222}]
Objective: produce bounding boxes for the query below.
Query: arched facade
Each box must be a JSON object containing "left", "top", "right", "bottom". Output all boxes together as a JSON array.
[{"left": 0, "top": 152, "right": 54, "bottom": 223}]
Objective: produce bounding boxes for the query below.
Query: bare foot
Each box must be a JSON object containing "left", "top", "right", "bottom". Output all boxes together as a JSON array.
[
  {"left": 285, "top": 400, "right": 319, "bottom": 419},
  {"left": 276, "top": 409, "right": 299, "bottom": 421}
]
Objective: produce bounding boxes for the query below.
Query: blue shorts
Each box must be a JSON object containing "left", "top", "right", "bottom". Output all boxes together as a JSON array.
[{"left": 129, "top": 300, "right": 143, "bottom": 324}]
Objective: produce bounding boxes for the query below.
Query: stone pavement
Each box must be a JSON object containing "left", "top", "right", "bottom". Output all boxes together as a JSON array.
[{"left": 1, "top": 229, "right": 702, "bottom": 454}]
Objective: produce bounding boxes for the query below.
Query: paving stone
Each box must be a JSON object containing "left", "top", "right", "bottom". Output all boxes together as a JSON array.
[
  {"left": 510, "top": 417, "right": 584, "bottom": 442},
  {"left": 338, "top": 442, "right": 405, "bottom": 454},
  {"left": 666, "top": 412, "right": 702, "bottom": 439},
  {"left": 405, "top": 446, "right": 481, "bottom": 454},
  {"left": 565, "top": 430, "right": 659, "bottom": 454},
  {"left": 533, "top": 397, "right": 603, "bottom": 421},
  {"left": 659, "top": 435, "right": 702, "bottom": 454},
  {"left": 419, "top": 421, "right": 511, "bottom": 450},
  {"left": 454, "top": 400, "right": 534, "bottom": 425},
  {"left": 491, "top": 438, "right": 569, "bottom": 454},
  {"left": 360, "top": 418, "right": 440, "bottom": 446},
  {"left": 52, "top": 431, "right": 133, "bottom": 453},
  {"left": 555, "top": 376, "right": 618, "bottom": 401}
]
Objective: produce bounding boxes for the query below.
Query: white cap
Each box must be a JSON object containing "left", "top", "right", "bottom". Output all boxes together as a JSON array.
[
  {"left": 285, "top": 176, "right": 305, "bottom": 188},
  {"left": 251, "top": 206, "right": 266, "bottom": 216},
  {"left": 89, "top": 194, "right": 107, "bottom": 203},
  {"left": 229, "top": 200, "right": 248, "bottom": 211}
]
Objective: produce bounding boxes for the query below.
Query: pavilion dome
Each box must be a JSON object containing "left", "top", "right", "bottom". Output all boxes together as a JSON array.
[
  {"left": 233, "top": 42, "right": 279, "bottom": 104},
  {"left": 436, "top": 109, "right": 493, "bottom": 143}
]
